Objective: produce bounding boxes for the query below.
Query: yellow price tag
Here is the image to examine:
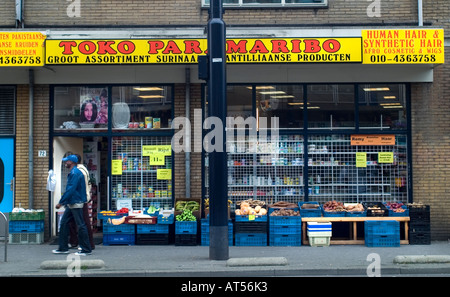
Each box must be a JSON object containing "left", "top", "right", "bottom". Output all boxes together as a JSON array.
[
  {"left": 111, "top": 159, "right": 122, "bottom": 175},
  {"left": 149, "top": 154, "right": 165, "bottom": 165},
  {"left": 157, "top": 169, "right": 172, "bottom": 180},
  {"left": 378, "top": 152, "right": 394, "bottom": 163},
  {"left": 356, "top": 152, "right": 367, "bottom": 168}
]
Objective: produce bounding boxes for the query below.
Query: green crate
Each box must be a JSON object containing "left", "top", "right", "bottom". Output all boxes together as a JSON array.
[{"left": 9, "top": 211, "right": 45, "bottom": 221}]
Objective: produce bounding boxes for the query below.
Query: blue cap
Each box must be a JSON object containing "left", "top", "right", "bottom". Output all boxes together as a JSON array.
[{"left": 62, "top": 155, "right": 78, "bottom": 163}]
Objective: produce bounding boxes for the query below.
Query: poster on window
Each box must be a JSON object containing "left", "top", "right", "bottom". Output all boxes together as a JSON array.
[{"left": 80, "top": 88, "right": 108, "bottom": 124}]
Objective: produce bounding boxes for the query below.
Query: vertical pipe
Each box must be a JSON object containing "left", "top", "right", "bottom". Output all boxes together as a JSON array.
[
  {"left": 418, "top": 0, "right": 423, "bottom": 26},
  {"left": 185, "top": 68, "right": 191, "bottom": 198},
  {"left": 28, "top": 69, "right": 34, "bottom": 208},
  {"left": 208, "top": 0, "right": 228, "bottom": 261}
]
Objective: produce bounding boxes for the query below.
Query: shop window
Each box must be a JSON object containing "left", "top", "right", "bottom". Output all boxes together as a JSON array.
[
  {"left": 358, "top": 84, "right": 407, "bottom": 130},
  {"left": 111, "top": 86, "right": 172, "bottom": 130},
  {"left": 256, "top": 85, "right": 303, "bottom": 129},
  {"left": 227, "top": 85, "right": 253, "bottom": 119},
  {"left": 307, "top": 84, "right": 355, "bottom": 130},
  {"left": 202, "top": 0, "right": 327, "bottom": 8},
  {"left": 54, "top": 86, "right": 108, "bottom": 131}
]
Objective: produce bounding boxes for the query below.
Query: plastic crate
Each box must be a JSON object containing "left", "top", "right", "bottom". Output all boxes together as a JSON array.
[
  {"left": 157, "top": 213, "right": 174, "bottom": 224},
  {"left": 346, "top": 210, "right": 367, "bottom": 217},
  {"left": 365, "top": 234, "right": 400, "bottom": 247},
  {"left": 175, "top": 221, "right": 197, "bottom": 234},
  {"left": 307, "top": 222, "right": 332, "bottom": 232},
  {"left": 409, "top": 205, "right": 430, "bottom": 222},
  {"left": 102, "top": 221, "right": 135, "bottom": 234},
  {"left": 409, "top": 231, "right": 431, "bottom": 245},
  {"left": 175, "top": 234, "right": 198, "bottom": 246},
  {"left": 103, "top": 233, "right": 135, "bottom": 246},
  {"left": 9, "top": 211, "right": 45, "bottom": 221},
  {"left": 298, "top": 202, "right": 322, "bottom": 217},
  {"left": 235, "top": 214, "right": 267, "bottom": 222},
  {"left": 136, "top": 233, "right": 170, "bottom": 245},
  {"left": 9, "top": 220, "right": 44, "bottom": 233},
  {"left": 234, "top": 221, "right": 267, "bottom": 233},
  {"left": 364, "top": 220, "right": 399, "bottom": 235},
  {"left": 269, "top": 224, "right": 301, "bottom": 235},
  {"left": 363, "top": 202, "right": 388, "bottom": 217},
  {"left": 9, "top": 232, "right": 44, "bottom": 244},
  {"left": 201, "top": 219, "right": 233, "bottom": 246},
  {"left": 322, "top": 210, "right": 347, "bottom": 217},
  {"left": 97, "top": 212, "right": 127, "bottom": 220},
  {"left": 308, "top": 235, "right": 330, "bottom": 247},
  {"left": 136, "top": 224, "right": 169, "bottom": 234},
  {"left": 269, "top": 234, "right": 301, "bottom": 246},
  {"left": 235, "top": 233, "right": 267, "bottom": 246},
  {"left": 269, "top": 214, "right": 301, "bottom": 226},
  {"left": 384, "top": 202, "right": 409, "bottom": 217}
]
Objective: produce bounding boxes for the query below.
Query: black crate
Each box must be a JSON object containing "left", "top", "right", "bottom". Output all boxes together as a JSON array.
[
  {"left": 409, "top": 205, "right": 430, "bottom": 222},
  {"left": 362, "top": 202, "right": 388, "bottom": 217},
  {"left": 175, "top": 234, "right": 198, "bottom": 246},
  {"left": 136, "top": 233, "right": 170, "bottom": 245},
  {"left": 409, "top": 223, "right": 430, "bottom": 233},
  {"left": 234, "top": 221, "right": 267, "bottom": 234},
  {"left": 409, "top": 231, "right": 431, "bottom": 245}
]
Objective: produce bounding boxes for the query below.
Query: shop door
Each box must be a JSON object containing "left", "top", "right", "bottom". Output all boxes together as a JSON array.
[{"left": 0, "top": 138, "right": 14, "bottom": 213}]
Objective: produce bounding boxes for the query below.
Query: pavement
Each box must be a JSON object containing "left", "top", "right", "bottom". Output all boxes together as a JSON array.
[{"left": 1, "top": 235, "right": 450, "bottom": 278}]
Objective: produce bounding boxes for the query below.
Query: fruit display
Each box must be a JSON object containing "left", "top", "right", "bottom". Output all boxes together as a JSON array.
[{"left": 203, "top": 198, "right": 232, "bottom": 209}]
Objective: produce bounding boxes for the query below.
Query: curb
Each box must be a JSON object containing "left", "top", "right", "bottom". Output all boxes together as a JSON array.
[
  {"left": 40, "top": 259, "right": 105, "bottom": 270},
  {"left": 227, "top": 257, "right": 288, "bottom": 267},
  {"left": 393, "top": 255, "right": 450, "bottom": 264}
]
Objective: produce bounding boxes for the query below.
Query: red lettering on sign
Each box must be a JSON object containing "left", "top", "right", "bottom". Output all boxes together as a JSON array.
[
  {"left": 304, "top": 39, "right": 321, "bottom": 53},
  {"left": 291, "top": 40, "right": 302, "bottom": 53},
  {"left": 78, "top": 41, "right": 96, "bottom": 54},
  {"left": 59, "top": 41, "right": 77, "bottom": 55},
  {"left": 271, "top": 40, "right": 289, "bottom": 53},
  {"left": 117, "top": 41, "right": 135, "bottom": 54},
  {"left": 249, "top": 40, "right": 269, "bottom": 54},
  {"left": 322, "top": 39, "right": 340, "bottom": 53},
  {"left": 184, "top": 40, "right": 203, "bottom": 54},
  {"left": 148, "top": 41, "right": 165, "bottom": 54},
  {"left": 97, "top": 41, "right": 117, "bottom": 54},
  {"left": 162, "top": 41, "right": 182, "bottom": 54},
  {"left": 227, "top": 40, "right": 247, "bottom": 53}
]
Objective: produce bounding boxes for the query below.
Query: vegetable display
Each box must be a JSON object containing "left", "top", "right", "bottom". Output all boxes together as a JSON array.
[
  {"left": 385, "top": 202, "right": 406, "bottom": 213},
  {"left": 176, "top": 209, "right": 197, "bottom": 221},
  {"left": 345, "top": 203, "right": 364, "bottom": 212},
  {"left": 270, "top": 209, "right": 300, "bottom": 216},
  {"left": 323, "top": 200, "right": 346, "bottom": 212},
  {"left": 175, "top": 200, "right": 200, "bottom": 212},
  {"left": 235, "top": 199, "right": 267, "bottom": 216}
]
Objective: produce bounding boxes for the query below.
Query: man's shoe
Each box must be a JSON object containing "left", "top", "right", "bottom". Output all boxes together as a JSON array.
[
  {"left": 52, "top": 249, "right": 69, "bottom": 254},
  {"left": 74, "top": 251, "right": 91, "bottom": 256}
]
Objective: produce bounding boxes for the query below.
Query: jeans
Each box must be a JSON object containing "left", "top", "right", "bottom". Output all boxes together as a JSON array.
[{"left": 59, "top": 206, "right": 92, "bottom": 253}]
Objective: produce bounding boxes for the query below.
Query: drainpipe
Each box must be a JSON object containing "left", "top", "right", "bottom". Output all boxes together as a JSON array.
[
  {"left": 15, "top": 0, "right": 24, "bottom": 28},
  {"left": 185, "top": 68, "right": 191, "bottom": 198},
  {"left": 28, "top": 69, "right": 34, "bottom": 208},
  {"left": 418, "top": 0, "right": 423, "bottom": 26}
]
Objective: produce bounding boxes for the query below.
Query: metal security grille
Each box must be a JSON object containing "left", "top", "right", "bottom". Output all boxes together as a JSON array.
[
  {"left": 307, "top": 134, "right": 408, "bottom": 204},
  {"left": 226, "top": 134, "right": 305, "bottom": 207},
  {"left": 0, "top": 87, "right": 15, "bottom": 135},
  {"left": 111, "top": 136, "right": 172, "bottom": 210}
]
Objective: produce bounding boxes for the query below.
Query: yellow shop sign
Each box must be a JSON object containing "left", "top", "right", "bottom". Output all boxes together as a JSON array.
[
  {"left": 0, "top": 32, "right": 46, "bottom": 66},
  {"left": 362, "top": 29, "right": 444, "bottom": 64},
  {"left": 45, "top": 38, "right": 362, "bottom": 65}
]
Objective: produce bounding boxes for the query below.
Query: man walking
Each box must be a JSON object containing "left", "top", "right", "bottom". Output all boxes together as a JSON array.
[{"left": 53, "top": 154, "right": 92, "bottom": 256}]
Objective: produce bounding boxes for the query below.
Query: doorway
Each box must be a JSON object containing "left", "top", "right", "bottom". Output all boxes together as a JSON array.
[{"left": 0, "top": 138, "right": 14, "bottom": 213}]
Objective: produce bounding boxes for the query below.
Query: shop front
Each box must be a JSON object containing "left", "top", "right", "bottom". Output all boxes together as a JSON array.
[{"left": 0, "top": 26, "right": 444, "bottom": 242}]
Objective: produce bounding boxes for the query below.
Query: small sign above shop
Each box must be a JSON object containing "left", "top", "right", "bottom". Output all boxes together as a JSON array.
[{"left": 0, "top": 32, "right": 46, "bottom": 66}]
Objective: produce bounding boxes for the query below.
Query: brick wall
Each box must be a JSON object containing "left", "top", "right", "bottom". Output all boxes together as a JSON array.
[
  {"left": 15, "top": 84, "right": 50, "bottom": 239},
  {"left": 2, "top": 0, "right": 448, "bottom": 34},
  {"left": 411, "top": 47, "right": 450, "bottom": 240}
]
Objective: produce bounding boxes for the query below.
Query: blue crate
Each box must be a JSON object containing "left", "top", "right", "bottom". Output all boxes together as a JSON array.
[
  {"left": 298, "top": 202, "right": 322, "bottom": 217},
  {"left": 175, "top": 221, "right": 197, "bottom": 234},
  {"left": 102, "top": 233, "right": 135, "bottom": 246},
  {"left": 322, "top": 210, "right": 347, "bottom": 217},
  {"left": 269, "top": 234, "right": 302, "bottom": 246},
  {"left": 269, "top": 224, "right": 301, "bottom": 235},
  {"left": 268, "top": 208, "right": 301, "bottom": 226},
  {"left": 235, "top": 214, "right": 267, "bottom": 222},
  {"left": 365, "top": 234, "right": 400, "bottom": 247},
  {"left": 346, "top": 210, "right": 367, "bottom": 217},
  {"left": 235, "top": 233, "right": 267, "bottom": 246},
  {"left": 9, "top": 220, "right": 44, "bottom": 233},
  {"left": 136, "top": 224, "right": 169, "bottom": 234},
  {"left": 383, "top": 203, "right": 409, "bottom": 217},
  {"left": 157, "top": 213, "right": 174, "bottom": 224},
  {"left": 102, "top": 221, "right": 135, "bottom": 234},
  {"left": 364, "top": 220, "right": 399, "bottom": 235}
]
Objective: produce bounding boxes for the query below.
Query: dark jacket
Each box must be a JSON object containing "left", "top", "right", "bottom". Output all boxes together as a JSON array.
[{"left": 59, "top": 166, "right": 87, "bottom": 206}]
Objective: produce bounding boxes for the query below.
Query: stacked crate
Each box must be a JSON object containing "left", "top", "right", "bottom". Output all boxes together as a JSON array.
[
  {"left": 364, "top": 220, "right": 400, "bottom": 247},
  {"left": 8, "top": 211, "right": 45, "bottom": 244},
  {"left": 136, "top": 207, "right": 172, "bottom": 245},
  {"left": 200, "top": 218, "right": 233, "bottom": 246},
  {"left": 234, "top": 215, "right": 267, "bottom": 246},
  {"left": 175, "top": 221, "right": 198, "bottom": 246},
  {"left": 408, "top": 204, "right": 431, "bottom": 245},
  {"left": 101, "top": 214, "right": 135, "bottom": 246},
  {"left": 268, "top": 208, "right": 301, "bottom": 246},
  {"left": 307, "top": 222, "right": 332, "bottom": 247}
]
